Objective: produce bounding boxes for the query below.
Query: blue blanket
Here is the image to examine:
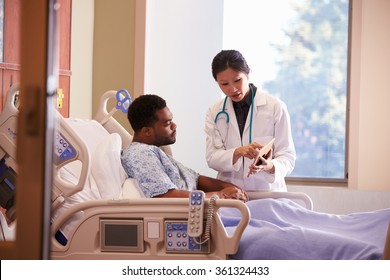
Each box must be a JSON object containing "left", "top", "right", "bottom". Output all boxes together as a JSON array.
[{"left": 220, "top": 199, "right": 390, "bottom": 260}]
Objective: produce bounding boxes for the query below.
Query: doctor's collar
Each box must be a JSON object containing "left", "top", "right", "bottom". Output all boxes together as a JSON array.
[{"left": 232, "top": 84, "right": 256, "bottom": 106}]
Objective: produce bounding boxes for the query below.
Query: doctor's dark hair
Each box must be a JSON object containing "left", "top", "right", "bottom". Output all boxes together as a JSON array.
[
  {"left": 127, "top": 94, "right": 167, "bottom": 132},
  {"left": 211, "top": 50, "right": 251, "bottom": 81}
]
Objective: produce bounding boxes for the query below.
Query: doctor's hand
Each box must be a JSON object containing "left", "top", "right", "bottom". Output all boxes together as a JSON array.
[
  {"left": 247, "top": 148, "right": 275, "bottom": 177},
  {"left": 233, "top": 142, "right": 262, "bottom": 164},
  {"left": 218, "top": 186, "right": 249, "bottom": 203}
]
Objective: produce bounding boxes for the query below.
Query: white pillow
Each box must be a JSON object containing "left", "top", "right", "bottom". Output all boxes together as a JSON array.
[
  {"left": 65, "top": 119, "right": 110, "bottom": 153},
  {"left": 59, "top": 160, "right": 81, "bottom": 186},
  {"left": 58, "top": 160, "right": 101, "bottom": 198},
  {"left": 121, "top": 178, "right": 145, "bottom": 199},
  {"left": 91, "top": 133, "right": 127, "bottom": 199}
]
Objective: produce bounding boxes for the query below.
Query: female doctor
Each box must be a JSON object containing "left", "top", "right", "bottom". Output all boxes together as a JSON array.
[{"left": 205, "top": 50, "right": 296, "bottom": 192}]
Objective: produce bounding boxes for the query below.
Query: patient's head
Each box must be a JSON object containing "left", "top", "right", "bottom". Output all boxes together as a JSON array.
[{"left": 128, "top": 94, "right": 177, "bottom": 146}]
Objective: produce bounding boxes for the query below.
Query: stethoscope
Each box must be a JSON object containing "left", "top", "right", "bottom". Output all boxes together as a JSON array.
[{"left": 213, "top": 84, "right": 255, "bottom": 148}]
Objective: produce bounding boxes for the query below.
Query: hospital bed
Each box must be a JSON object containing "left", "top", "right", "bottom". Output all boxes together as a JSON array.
[
  {"left": 50, "top": 87, "right": 312, "bottom": 260},
  {"left": 1, "top": 84, "right": 389, "bottom": 260}
]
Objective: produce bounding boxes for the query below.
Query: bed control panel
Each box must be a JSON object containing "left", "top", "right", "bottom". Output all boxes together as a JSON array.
[
  {"left": 54, "top": 132, "right": 77, "bottom": 165},
  {"left": 165, "top": 221, "right": 209, "bottom": 253}
]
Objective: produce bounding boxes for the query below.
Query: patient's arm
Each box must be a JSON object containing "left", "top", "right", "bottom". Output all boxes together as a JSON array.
[
  {"left": 155, "top": 176, "right": 248, "bottom": 202},
  {"left": 155, "top": 189, "right": 191, "bottom": 198},
  {"left": 197, "top": 175, "right": 248, "bottom": 202},
  {"left": 155, "top": 188, "right": 227, "bottom": 199}
]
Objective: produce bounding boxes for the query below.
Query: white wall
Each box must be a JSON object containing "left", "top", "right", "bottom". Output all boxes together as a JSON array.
[
  {"left": 144, "top": 0, "right": 223, "bottom": 177},
  {"left": 69, "top": 0, "right": 94, "bottom": 118},
  {"left": 348, "top": 0, "right": 390, "bottom": 191}
]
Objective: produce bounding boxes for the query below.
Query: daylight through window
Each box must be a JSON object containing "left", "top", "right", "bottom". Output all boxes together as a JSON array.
[{"left": 223, "top": 0, "right": 350, "bottom": 180}]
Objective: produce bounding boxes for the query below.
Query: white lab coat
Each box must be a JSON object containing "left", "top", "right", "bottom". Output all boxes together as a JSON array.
[{"left": 205, "top": 89, "right": 296, "bottom": 191}]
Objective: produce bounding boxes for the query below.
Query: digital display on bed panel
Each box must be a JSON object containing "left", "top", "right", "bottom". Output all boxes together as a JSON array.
[
  {"left": 105, "top": 224, "right": 138, "bottom": 246},
  {"left": 100, "top": 219, "right": 144, "bottom": 252}
]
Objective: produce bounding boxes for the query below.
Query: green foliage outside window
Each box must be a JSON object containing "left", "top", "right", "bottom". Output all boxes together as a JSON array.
[{"left": 263, "top": 0, "right": 349, "bottom": 178}]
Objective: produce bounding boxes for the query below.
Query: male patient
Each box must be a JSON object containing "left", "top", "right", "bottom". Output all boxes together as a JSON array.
[{"left": 121, "top": 94, "right": 248, "bottom": 202}]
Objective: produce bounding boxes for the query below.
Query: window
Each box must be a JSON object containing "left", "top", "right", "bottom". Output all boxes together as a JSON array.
[{"left": 223, "top": 0, "right": 350, "bottom": 181}]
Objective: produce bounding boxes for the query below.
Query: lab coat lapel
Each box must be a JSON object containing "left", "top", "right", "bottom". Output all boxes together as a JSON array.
[
  {"left": 243, "top": 91, "right": 266, "bottom": 143},
  {"left": 225, "top": 98, "right": 241, "bottom": 139},
  {"left": 252, "top": 90, "right": 267, "bottom": 116}
]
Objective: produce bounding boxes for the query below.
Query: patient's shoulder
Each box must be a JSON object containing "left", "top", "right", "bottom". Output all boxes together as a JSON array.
[
  {"left": 124, "top": 142, "right": 152, "bottom": 152},
  {"left": 122, "top": 142, "right": 165, "bottom": 161}
]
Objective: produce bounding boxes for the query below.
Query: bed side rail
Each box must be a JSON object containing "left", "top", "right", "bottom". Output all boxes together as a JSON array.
[
  {"left": 247, "top": 191, "right": 314, "bottom": 210},
  {"left": 51, "top": 198, "right": 250, "bottom": 260},
  {"left": 93, "top": 89, "right": 133, "bottom": 149},
  {"left": 52, "top": 112, "right": 91, "bottom": 209}
]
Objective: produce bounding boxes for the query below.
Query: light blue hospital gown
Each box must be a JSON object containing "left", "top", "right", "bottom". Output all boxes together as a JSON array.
[{"left": 121, "top": 142, "right": 199, "bottom": 197}]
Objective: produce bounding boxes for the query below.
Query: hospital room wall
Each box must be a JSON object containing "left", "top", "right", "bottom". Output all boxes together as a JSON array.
[
  {"left": 347, "top": 0, "right": 390, "bottom": 192},
  {"left": 69, "top": 0, "right": 134, "bottom": 133},
  {"left": 68, "top": 0, "right": 390, "bottom": 208},
  {"left": 69, "top": 0, "right": 94, "bottom": 119},
  {"left": 143, "top": 0, "right": 224, "bottom": 176}
]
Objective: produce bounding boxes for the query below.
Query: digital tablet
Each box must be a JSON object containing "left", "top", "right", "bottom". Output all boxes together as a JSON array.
[{"left": 253, "top": 138, "right": 275, "bottom": 166}]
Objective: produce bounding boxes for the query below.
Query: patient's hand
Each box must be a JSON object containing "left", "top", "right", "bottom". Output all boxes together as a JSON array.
[{"left": 218, "top": 186, "right": 249, "bottom": 202}]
